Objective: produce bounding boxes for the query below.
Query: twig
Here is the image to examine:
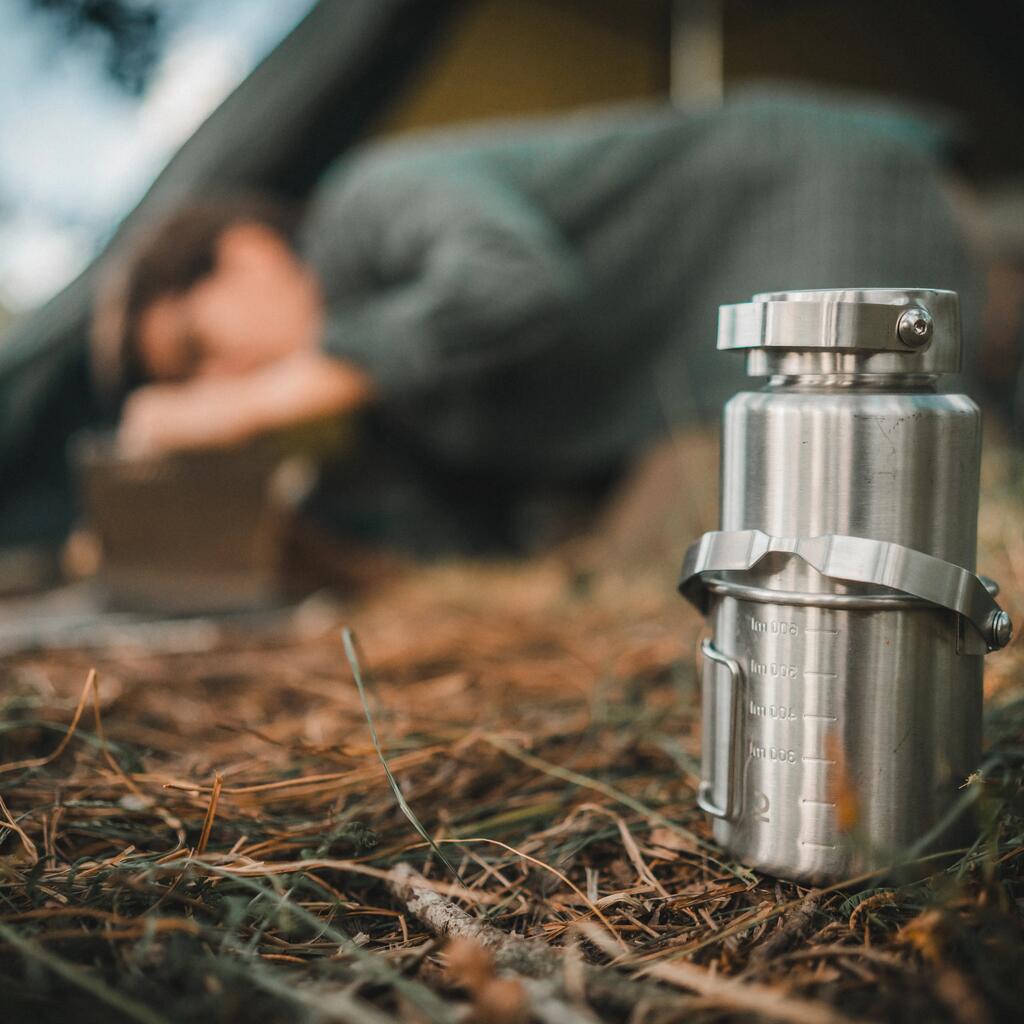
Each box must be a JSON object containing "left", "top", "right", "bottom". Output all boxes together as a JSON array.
[
  {"left": 392, "top": 864, "right": 602, "bottom": 1024},
  {"left": 389, "top": 862, "right": 557, "bottom": 978},
  {"left": 390, "top": 862, "right": 691, "bottom": 1022},
  {"left": 430, "top": 836, "right": 625, "bottom": 947}
]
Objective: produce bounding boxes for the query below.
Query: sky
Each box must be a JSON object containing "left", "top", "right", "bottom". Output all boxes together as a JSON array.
[{"left": 0, "top": 0, "right": 316, "bottom": 313}]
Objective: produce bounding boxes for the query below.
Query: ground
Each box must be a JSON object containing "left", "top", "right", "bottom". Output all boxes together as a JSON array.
[{"left": 0, "top": 432, "right": 1022, "bottom": 1023}]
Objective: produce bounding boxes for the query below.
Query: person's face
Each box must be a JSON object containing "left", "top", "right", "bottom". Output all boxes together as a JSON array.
[{"left": 137, "top": 223, "right": 323, "bottom": 381}]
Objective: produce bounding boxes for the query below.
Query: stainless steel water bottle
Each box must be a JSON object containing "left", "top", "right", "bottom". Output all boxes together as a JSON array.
[{"left": 679, "top": 288, "right": 1012, "bottom": 883}]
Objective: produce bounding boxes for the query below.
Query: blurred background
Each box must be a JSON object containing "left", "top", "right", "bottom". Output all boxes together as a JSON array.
[
  {"left": 3, "top": 0, "right": 1024, "bottom": 320},
  {"left": 2, "top": 0, "right": 1024, "bottom": 629}
]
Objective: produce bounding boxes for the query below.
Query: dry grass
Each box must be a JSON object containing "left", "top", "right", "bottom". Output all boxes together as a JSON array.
[{"left": 0, "top": 433, "right": 1022, "bottom": 1023}]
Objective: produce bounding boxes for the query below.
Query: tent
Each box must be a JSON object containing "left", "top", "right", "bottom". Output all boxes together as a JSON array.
[
  {"left": 0, "top": 0, "right": 675, "bottom": 549},
  {"left": 0, "top": 0, "right": 462, "bottom": 546}
]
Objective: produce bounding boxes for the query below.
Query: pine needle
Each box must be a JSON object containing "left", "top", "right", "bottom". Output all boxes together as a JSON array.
[
  {"left": 341, "top": 627, "right": 461, "bottom": 882},
  {"left": 0, "top": 668, "right": 95, "bottom": 776},
  {"left": 196, "top": 772, "right": 223, "bottom": 856}
]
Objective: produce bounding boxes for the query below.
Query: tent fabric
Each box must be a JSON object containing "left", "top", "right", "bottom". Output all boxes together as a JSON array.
[{"left": 0, "top": 0, "right": 461, "bottom": 544}]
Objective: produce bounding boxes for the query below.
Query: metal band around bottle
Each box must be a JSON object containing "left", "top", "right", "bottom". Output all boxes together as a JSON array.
[
  {"left": 717, "top": 300, "right": 959, "bottom": 375},
  {"left": 679, "top": 529, "right": 1012, "bottom": 652},
  {"left": 718, "top": 300, "right": 905, "bottom": 350}
]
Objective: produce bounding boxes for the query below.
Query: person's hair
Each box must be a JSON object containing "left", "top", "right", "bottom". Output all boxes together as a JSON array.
[{"left": 91, "top": 193, "right": 299, "bottom": 400}]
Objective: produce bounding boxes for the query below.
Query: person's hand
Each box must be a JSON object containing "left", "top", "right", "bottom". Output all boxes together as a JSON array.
[{"left": 117, "top": 351, "right": 375, "bottom": 459}]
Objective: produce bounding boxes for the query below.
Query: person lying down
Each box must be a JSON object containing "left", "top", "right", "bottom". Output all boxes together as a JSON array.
[{"left": 91, "top": 89, "right": 980, "bottom": 554}]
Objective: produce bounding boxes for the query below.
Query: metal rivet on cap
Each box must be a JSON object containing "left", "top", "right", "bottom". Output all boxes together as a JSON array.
[{"left": 897, "top": 307, "right": 934, "bottom": 348}]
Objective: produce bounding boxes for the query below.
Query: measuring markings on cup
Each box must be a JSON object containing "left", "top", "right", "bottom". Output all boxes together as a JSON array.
[{"left": 742, "top": 616, "right": 841, "bottom": 849}]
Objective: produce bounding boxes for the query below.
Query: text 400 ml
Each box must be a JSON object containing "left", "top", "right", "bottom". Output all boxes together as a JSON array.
[{"left": 748, "top": 700, "right": 799, "bottom": 720}]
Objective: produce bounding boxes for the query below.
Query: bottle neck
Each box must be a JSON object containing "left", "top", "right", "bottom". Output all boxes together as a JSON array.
[
  {"left": 745, "top": 349, "right": 946, "bottom": 391},
  {"left": 766, "top": 373, "right": 939, "bottom": 392}
]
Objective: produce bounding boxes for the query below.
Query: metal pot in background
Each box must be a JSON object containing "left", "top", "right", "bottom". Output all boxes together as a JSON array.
[{"left": 679, "top": 288, "right": 1012, "bottom": 883}]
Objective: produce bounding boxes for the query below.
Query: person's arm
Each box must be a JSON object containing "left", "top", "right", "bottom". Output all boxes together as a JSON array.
[
  {"left": 305, "top": 152, "right": 586, "bottom": 396},
  {"left": 117, "top": 349, "right": 373, "bottom": 458}
]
